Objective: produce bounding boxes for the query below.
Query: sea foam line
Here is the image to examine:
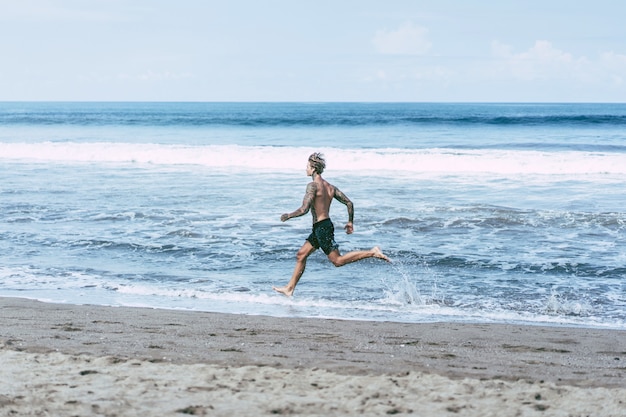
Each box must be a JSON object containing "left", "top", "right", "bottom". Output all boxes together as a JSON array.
[{"left": 2, "top": 142, "right": 626, "bottom": 176}]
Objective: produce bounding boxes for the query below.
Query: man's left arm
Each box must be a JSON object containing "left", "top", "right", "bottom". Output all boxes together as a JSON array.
[{"left": 333, "top": 187, "right": 354, "bottom": 234}]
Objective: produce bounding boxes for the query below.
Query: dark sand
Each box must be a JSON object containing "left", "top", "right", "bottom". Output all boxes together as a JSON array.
[{"left": 1, "top": 297, "right": 625, "bottom": 416}]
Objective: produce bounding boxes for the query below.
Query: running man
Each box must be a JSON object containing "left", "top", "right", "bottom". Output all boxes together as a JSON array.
[{"left": 273, "top": 153, "right": 390, "bottom": 297}]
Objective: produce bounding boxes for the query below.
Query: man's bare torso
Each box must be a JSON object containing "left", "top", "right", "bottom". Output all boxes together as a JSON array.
[{"left": 309, "top": 177, "right": 335, "bottom": 223}]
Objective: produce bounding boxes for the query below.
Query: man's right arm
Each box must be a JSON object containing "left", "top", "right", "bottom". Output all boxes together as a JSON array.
[{"left": 281, "top": 182, "right": 316, "bottom": 222}]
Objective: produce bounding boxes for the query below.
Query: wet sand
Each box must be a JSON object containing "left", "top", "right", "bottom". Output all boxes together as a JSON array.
[{"left": 1, "top": 297, "right": 625, "bottom": 416}]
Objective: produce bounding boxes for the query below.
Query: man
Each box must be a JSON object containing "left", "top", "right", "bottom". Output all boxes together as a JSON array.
[{"left": 273, "top": 152, "right": 390, "bottom": 297}]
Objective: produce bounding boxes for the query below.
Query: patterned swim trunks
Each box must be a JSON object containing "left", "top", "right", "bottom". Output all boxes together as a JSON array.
[{"left": 306, "top": 218, "right": 339, "bottom": 255}]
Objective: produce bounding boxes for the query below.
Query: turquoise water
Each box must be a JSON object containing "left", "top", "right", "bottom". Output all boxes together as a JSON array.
[{"left": 1, "top": 102, "right": 625, "bottom": 328}]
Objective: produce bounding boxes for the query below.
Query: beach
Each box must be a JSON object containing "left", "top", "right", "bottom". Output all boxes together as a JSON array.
[{"left": 1, "top": 297, "right": 624, "bottom": 416}]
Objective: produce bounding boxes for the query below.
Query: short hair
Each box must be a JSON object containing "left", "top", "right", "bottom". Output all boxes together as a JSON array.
[{"left": 308, "top": 152, "right": 326, "bottom": 174}]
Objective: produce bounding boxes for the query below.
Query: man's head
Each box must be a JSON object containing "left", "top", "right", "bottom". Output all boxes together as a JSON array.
[{"left": 308, "top": 152, "right": 326, "bottom": 175}]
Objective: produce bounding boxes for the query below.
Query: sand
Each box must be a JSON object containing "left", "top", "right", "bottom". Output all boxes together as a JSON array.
[{"left": 1, "top": 297, "right": 625, "bottom": 416}]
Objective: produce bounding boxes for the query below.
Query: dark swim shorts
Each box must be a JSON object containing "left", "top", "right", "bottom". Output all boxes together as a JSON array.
[{"left": 307, "top": 218, "right": 339, "bottom": 255}]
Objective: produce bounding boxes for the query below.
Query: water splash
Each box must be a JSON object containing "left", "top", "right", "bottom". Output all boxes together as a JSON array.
[
  {"left": 543, "top": 289, "right": 592, "bottom": 316},
  {"left": 381, "top": 258, "right": 445, "bottom": 307}
]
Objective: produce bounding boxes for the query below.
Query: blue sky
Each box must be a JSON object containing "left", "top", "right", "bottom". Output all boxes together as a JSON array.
[{"left": 1, "top": 0, "right": 625, "bottom": 102}]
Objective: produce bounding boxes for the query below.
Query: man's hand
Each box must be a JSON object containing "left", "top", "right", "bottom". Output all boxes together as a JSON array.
[
  {"left": 344, "top": 222, "right": 353, "bottom": 234},
  {"left": 281, "top": 213, "right": 290, "bottom": 222}
]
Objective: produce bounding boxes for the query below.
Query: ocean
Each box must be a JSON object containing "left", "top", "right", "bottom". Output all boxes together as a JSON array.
[{"left": 1, "top": 102, "right": 625, "bottom": 329}]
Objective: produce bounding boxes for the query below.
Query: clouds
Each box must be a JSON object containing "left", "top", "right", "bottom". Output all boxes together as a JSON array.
[
  {"left": 490, "top": 39, "right": 626, "bottom": 91},
  {"left": 365, "top": 17, "right": 626, "bottom": 101},
  {"left": 372, "top": 23, "right": 432, "bottom": 55},
  {"left": 1, "top": 1, "right": 625, "bottom": 101},
  {"left": 490, "top": 40, "right": 586, "bottom": 81}
]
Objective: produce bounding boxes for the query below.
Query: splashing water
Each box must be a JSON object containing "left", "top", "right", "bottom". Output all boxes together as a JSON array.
[{"left": 381, "top": 258, "right": 445, "bottom": 308}]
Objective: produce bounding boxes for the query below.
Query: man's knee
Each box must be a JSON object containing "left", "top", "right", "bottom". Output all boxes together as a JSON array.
[
  {"left": 327, "top": 252, "right": 344, "bottom": 267},
  {"left": 296, "top": 248, "right": 311, "bottom": 262}
]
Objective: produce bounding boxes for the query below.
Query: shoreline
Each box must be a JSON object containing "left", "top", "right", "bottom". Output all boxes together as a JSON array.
[{"left": 1, "top": 297, "right": 625, "bottom": 415}]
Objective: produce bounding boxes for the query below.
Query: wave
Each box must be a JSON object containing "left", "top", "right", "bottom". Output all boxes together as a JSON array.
[
  {"left": 390, "top": 251, "right": 626, "bottom": 279},
  {"left": 2, "top": 102, "right": 626, "bottom": 127},
  {"left": 5, "top": 114, "right": 626, "bottom": 127},
  {"left": 382, "top": 209, "right": 626, "bottom": 231},
  {"left": 3, "top": 142, "right": 626, "bottom": 176}
]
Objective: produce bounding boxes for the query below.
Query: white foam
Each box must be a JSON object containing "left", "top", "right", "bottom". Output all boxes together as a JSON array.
[{"left": 2, "top": 142, "right": 626, "bottom": 177}]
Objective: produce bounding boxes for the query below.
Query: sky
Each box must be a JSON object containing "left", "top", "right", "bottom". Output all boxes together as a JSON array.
[{"left": 1, "top": 0, "right": 626, "bottom": 102}]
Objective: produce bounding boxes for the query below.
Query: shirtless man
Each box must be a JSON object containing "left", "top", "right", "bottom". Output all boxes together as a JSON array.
[{"left": 273, "top": 153, "right": 390, "bottom": 297}]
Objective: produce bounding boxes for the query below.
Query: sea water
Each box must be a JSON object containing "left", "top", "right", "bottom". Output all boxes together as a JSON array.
[{"left": 1, "top": 102, "right": 625, "bottom": 329}]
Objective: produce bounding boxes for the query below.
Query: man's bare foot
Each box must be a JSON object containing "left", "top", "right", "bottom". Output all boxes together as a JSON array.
[
  {"left": 273, "top": 286, "right": 294, "bottom": 297},
  {"left": 372, "top": 246, "right": 391, "bottom": 262}
]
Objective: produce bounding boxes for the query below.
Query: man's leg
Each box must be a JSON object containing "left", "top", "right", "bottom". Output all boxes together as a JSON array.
[
  {"left": 327, "top": 246, "right": 390, "bottom": 267},
  {"left": 273, "top": 241, "right": 317, "bottom": 297}
]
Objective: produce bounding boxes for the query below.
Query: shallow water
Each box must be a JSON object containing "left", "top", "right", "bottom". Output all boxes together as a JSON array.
[{"left": 1, "top": 102, "right": 625, "bottom": 328}]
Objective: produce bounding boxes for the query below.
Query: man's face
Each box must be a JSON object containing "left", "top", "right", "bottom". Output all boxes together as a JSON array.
[{"left": 306, "top": 162, "right": 314, "bottom": 176}]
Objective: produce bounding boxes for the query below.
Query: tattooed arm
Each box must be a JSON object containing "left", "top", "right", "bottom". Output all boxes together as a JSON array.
[
  {"left": 281, "top": 182, "right": 317, "bottom": 222},
  {"left": 333, "top": 187, "right": 354, "bottom": 234}
]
